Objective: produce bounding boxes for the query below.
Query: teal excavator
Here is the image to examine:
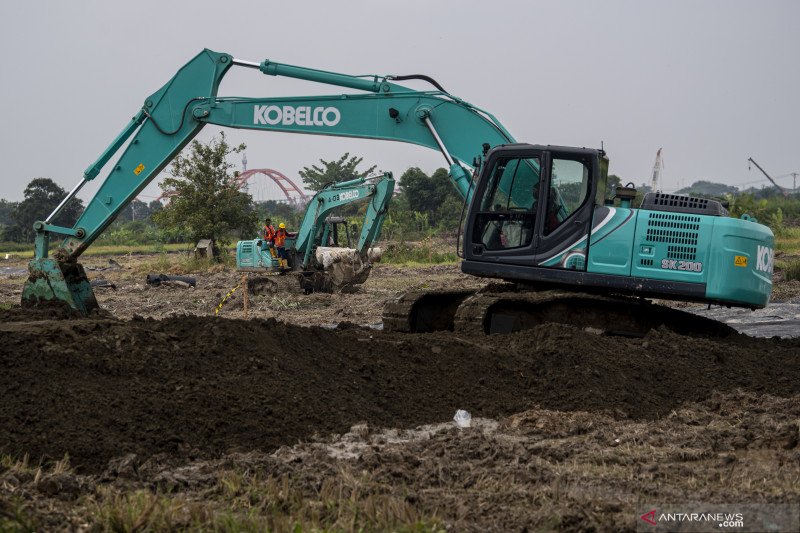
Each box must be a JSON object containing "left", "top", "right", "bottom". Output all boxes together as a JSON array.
[
  {"left": 22, "top": 49, "right": 774, "bottom": 335},
  {"left": 235, "top": 173, "right": 395, "bottom": 294}
]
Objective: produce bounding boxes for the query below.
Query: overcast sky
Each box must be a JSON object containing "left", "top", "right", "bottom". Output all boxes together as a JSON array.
[{"left": 0, "top": 0, "right": 797, "bottom": 202}]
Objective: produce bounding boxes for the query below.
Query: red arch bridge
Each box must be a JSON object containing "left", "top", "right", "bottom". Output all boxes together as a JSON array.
[{"left": 156, "top": 169, "right": 310, "bottom": 207}]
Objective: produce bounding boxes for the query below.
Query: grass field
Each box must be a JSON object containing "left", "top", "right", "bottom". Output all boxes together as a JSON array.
[
  {"left": 1, "top": 225, "right": 797, "bottom": 266},
  {"left": 0, "top": 242, "right": 191, "bottom": 259},
  {"left": 776, "top": 227, "right": 800, "bottom": 254}
]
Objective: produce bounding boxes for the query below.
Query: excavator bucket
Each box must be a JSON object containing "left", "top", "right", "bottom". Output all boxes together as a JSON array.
[
  {"left": 315, "top": 247, "right": 375, "bottom": 290},
  {"left": 21, "top": 258, "right": 98, "bottom": 315}
]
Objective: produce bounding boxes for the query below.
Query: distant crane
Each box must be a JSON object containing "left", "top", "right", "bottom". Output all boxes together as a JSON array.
[
  {"left": 650, "top": 148, "right": 663, "bottom": 192},
  {"left": 747, "top": 157, "right": 790, "bottom": 197}
]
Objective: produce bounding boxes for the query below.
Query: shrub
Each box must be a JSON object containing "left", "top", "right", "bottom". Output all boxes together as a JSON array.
[{"left": 382, "top": 238, "right": 457, "bottom": 264}]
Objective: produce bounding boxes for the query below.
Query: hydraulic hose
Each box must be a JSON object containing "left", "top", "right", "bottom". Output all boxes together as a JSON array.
[{"left": 387, "top": 74, "right": 448, "bottom": 93}]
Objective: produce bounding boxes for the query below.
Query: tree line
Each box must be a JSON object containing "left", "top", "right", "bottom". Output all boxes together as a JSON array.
[
  {"left": 0, "top": 135, "right": 470, "bottom": 251},
  {"left": 2, "top": 134, "right": 797, "bottom": 252}
]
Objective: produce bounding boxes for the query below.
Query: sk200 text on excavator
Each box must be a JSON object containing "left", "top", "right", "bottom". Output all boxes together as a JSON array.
[{"left": 22, "top": 49, "right": 773, "bottom": 336}]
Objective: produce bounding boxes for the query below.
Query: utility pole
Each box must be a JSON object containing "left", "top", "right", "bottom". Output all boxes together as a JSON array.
[{"left": 792, "top": 172, "right": 798, "bottom": 192}]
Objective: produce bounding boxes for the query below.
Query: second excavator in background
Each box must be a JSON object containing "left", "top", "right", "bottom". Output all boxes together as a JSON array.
[{"left": 235, "top": 172, "right": 394, "bottom": 293}]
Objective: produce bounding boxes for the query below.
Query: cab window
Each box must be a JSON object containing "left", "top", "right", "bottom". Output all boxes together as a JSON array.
[
  {"left": 544, "top": 158, "right": 589, "bottom": 234},
  {"left": 474, "top": 156, "right": 540, "bottom": 250}
]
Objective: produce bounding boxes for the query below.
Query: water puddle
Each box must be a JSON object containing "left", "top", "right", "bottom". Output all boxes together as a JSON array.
[
  {"left": 0, "top": 266, "right": 27, "bottom": 276},
  {"left": 688, "top": 300, "right": 800, "bottom": 338}
]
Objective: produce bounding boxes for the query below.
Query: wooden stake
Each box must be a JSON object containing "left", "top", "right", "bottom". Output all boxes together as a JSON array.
[{"left": 242, "top": 273, "right": 249, "bottom": 319}]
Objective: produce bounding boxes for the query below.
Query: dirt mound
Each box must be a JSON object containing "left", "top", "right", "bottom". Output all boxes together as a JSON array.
[
  {"left": 0, "top": 302, "right": 84, "bottom": 321},
  {"left": 1, "top": 315, "right": 799, "bottom": 473}
]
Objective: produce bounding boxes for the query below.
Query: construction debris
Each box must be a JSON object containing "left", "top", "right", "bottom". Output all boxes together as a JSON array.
[{"left": 145, "top": 273, "right": 197, "bottom": 288}]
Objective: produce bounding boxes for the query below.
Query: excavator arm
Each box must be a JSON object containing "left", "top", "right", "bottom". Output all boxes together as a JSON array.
[
  {"left": 54, "top": 51, "right": 513, "bottom": 259},
  {"left": 49, "top": 50, "right": 234, "bottom": 259},
  {"left": 292, "top": 174, "right": 395, "bottom": 269},
  {"left": 24, "top": 48, "right": 515, "bottom": 313}
]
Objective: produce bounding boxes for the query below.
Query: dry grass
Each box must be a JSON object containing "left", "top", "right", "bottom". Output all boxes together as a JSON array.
[
  {"left": 776, "top": 226, "right": 800, "bottom": 254},
  {"left": 2, "top": 456, "right": 443, "bottom": 532},
  {"left": 784, "top": 260, "right": 800, "bottom": 281},
  {"left": 84, "top": 469, "right": 443, "bottom": 532},
  {"left": 0, "top": 243, "right": 191, "bottom": 259},
  {"left": 0, "top": 453, "right": 70, "bottom": 477},
  {"left": 2, "top": 392, "right": 798, "bottom": 532}
]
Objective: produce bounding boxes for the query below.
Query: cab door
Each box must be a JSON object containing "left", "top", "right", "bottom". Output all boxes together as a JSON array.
[
  {"left": 467, "top": 147, "right": 544, "bottom": 266},
  {"left": 532, "top": 151, "right": 595, "bottom": 270}
]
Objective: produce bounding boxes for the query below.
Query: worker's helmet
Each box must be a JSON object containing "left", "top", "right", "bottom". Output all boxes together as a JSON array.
[{"left": 279, "top": 223, "right": 286, "bottom": 229}]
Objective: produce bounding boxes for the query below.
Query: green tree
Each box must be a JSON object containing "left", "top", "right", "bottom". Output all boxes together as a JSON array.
[
  {"left": 299, "top": 152, "right": 377, "bottom": 192},
  {"left": 606, "top": 174, "right": 622, "bottom": 197},
  {"left": 0, "top": 199, "right": 16, "bottom": 226},
  {"left": 10, "top": 178, "right": 84, "bottom": 242},
  {"left": 676, "top": 180, "right": 739, "bottom": 197},
  {"left": 435, "top": 195, "right": 466, "bottom": 234},
  {"left": 153, "top": 133, "right": 257, "bottom": 255},
  {"left": 148, "top": 199, "right": 163, "bottom": 217},
  {"left": 116, "top": 198, "right": 154, "bottom": 223},
  {"left": 254, "top": 200, "right": 303, "bottom": 230},
  {"left": 400, "top": 167, "right": 458, "bottom": 225},
  {"left": 0, "top": 199, "right": 17, "bottom": 241}
]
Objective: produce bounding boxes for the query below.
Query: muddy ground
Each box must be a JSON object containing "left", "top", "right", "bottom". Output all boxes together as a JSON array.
[
  {"left": 1, "top": 252, "right": 799, "bottom": 327},
  {"left": 1, "top": 254, "right": 799, "bottom": 531},
  {"left": 0, "top": 254, "right": 484, "bottom": 326}
]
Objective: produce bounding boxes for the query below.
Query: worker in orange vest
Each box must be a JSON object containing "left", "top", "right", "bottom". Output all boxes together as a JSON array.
[
  {"left": 262, "top": 218, "right": 276, "bottom": 257},
  {"left": 274, "top": 222, "right": 288, "bottom": 270}
]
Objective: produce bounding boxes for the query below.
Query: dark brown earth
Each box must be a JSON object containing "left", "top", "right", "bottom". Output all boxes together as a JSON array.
[
  {"left": 2, "top": 390, "right": 798, "bottom": 531},
  {"left": 1, "top": 257, "right": 800, "bottom": 530},
  {"left": 1, "top": 310, "right": 798, "bottom": 477}
]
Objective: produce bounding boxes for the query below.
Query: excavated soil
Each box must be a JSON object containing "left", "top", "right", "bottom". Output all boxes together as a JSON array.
[
  {"left": 1, "top": 258, "right": 799, "bottom": 530},
  {"left": 1, "top": 311, "right": 798, "bottom": 476}
]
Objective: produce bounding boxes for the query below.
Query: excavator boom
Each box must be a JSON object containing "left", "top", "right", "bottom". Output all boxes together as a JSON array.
[{"left": 22, "top": 49, "right": 513, "bottom": 313}]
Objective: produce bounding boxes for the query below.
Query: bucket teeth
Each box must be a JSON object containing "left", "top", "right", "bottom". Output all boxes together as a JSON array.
[{"left": 21, "top": 258, "right": 99, "bottom": 316}]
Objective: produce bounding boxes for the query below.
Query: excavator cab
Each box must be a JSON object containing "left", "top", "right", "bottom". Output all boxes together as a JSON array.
[
  {"left": 320, "top": 216, "right": 354, "bottom": 248},
  {"left": 386, "top": 143, "right": 770, "bottom": 335},
  {"left": 465, "top": 144, "right": 602, "bottom": 272}
]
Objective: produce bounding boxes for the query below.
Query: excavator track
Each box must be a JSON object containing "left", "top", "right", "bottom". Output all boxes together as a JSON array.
[
  {"left": 383, "top": 284, "right": 736, "bottom": 338},
  {"left": 382, "top": 289, "right": 475, "bottom": 333}
]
